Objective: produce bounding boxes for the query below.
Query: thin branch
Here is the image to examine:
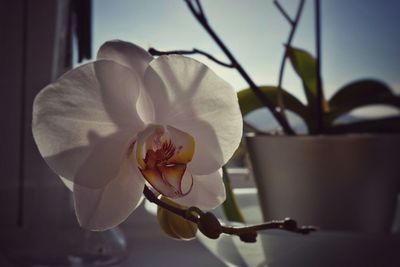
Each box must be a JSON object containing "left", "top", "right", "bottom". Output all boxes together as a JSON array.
[
  {"left": 315, "top": 0, "right": 324, "bottom": 133},
  {"left": 143, "top": 185, "right": 316, "bottom": 243},
  {"left": 243, "top": 120, "right": 262, "bottom": 133},
  {"left": 148, "top": 47, "right": 234, "bottom": 68},
  {"left": 277, "top": 0, "right": 305, "bottom": 92},
  {"left": 195, "top": 0, "right": 205, "bottom": 18},
  {"left": 222, "top": 218, "right": 316, "bottom": 235},
  {"left": 275, "top": 0, "right": 305, "bottom": 131},
  {"left": 184, "top": 0, "right": 296, "bottom": 135},
  {"left": 143, "top": 186, "right": 199, "bottom": 223},
  {"left": 273, "top": 0, "right": 294, "bottom": 25}
]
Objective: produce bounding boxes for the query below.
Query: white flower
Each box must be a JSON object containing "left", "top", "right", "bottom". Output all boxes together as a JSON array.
[{"left": 32, "top": 40, "right": 243, "bottom": 231}]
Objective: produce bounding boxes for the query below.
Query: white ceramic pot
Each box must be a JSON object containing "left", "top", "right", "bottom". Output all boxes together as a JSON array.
[
  {"left": 195, "top": 189, "right": 400, "bottom": 267},
  {"left": 246, "top": 134, "right": 400, "bottom": 233}
]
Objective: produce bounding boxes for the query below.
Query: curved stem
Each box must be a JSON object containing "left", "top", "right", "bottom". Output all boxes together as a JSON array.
[
  {"left": 143, "top": 186, "right": 199, "bottom": 223},
  {"left": 143, "top": 185, "right": 317, "bottom": 243}
]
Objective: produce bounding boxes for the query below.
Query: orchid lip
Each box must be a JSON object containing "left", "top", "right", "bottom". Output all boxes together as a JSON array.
[{"left": 136, "top": 124, "right": 195, "bottom": 198}]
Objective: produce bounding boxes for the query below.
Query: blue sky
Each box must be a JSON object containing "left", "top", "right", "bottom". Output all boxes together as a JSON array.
[{"left": 93, "top": 0, "right": 400, "bottom": 112}]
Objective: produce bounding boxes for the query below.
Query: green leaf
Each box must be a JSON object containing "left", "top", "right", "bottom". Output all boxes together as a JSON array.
[
  {"left": 327, "top": 116, "right": 400, "bottom": 134},
  {"left": 328, "top": 79, "right": 400, "bottom": 123},
  {"left": 287, "top": 46, "right": 318, "bottom": 105},
  {"left": 221, "top": 167, "right": 245, "bottom": 223},
  {"left": 238, "top": 86, "right": 308, "bottom": 122}
]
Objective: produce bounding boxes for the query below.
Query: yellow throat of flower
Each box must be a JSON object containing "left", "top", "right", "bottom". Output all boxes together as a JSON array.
[{"left": 136, "top": 125, "right": 195, "bottom": 198}]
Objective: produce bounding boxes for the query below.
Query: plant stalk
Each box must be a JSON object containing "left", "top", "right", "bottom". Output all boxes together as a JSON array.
[
  {"left": 143, "top": 185, "right": 316, "bottom": 243},
  {"left": 275, "top": 0, "right": 305, "bottom": 132},
  {"left": 185, "top": 0, "right": 296, "bottom": 135},
  {"left": 315, "top": 0, "right": 324, "bottom": 133}
]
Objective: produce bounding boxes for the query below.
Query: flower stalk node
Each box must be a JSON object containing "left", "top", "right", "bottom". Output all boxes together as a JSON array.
[
  {"left": 238, "top": 231, "right": 257, "bottom": 243},
  {"left": 282, "top": 218, "right": 298, "bottom": 231},
  {"left": 198, "top": 212, "right": 222, "bottom": 239},
  {"left": 186, "top": 206, "right": 203, "bottom": 220}
]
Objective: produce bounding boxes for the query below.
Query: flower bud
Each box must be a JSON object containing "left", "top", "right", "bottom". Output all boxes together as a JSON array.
[
  {"left": 198, "top": 212, "right": 222, "bottom": 239},
  {"left": 157, "top": 196, "right": 198, "bottom": 241}
]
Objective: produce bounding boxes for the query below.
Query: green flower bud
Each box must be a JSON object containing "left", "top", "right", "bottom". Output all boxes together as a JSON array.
[{"left": 157, "top": 196, "right": 198, "bottom": 241}]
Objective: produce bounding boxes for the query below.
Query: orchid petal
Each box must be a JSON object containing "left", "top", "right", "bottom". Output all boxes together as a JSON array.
[
  {"left": 73, "top": 154, "right": 145, "bottom": 231},
  {"left": 32, "top": 60, "right": 144, "bottom": 188},
  {"left": 143, "top": 55, "right": 243, "bottom": 175},
  {"left": 173, "top": 170, "right": 226, "bottom": 210},
  {"left": 60, "top": 176, "right": 73, "bottom": 191},
  {"left": 97, "top": 40, "right": 152, "bottom": 77},
  {"left": 97, "top": 40, "right": 156, "bottom": 123}
]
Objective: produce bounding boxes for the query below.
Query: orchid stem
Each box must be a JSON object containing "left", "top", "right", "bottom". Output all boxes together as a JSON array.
[
  {"left": 143, "top": 186, "right": 199, "bottom": 223},
  {"left": 315, "top": 0, "right": 324, "bottom": 133},
  {"left": 275, "top": 0, "right": 305, "bottom": 130},
  {"left": 143, "top": 185, "right": 317, "bottom": 243},
  {"left": 273, "top": 0, "right": 295, "bottom": 25},
  {"left": 243, "top": 120, "right": 262, "bottom": 133},
  {"left": 221, "top": 167, "right": 246, "bottom": 223},
  {"left": 180, "top": 0, "right": 296, "bottom": 135},
  {"left": 148, "top": 48, "right": 233, "bottom": 68}
]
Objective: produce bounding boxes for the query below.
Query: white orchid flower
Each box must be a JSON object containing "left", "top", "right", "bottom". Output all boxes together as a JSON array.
[{"left": 32, "top": 40, "right": 243, "bottom": 231}]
